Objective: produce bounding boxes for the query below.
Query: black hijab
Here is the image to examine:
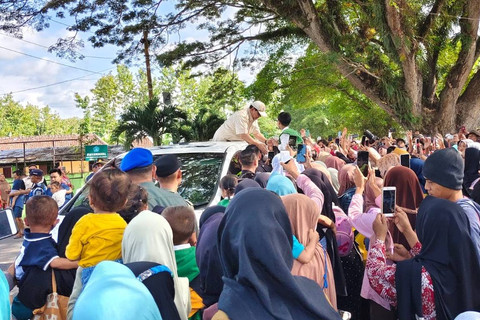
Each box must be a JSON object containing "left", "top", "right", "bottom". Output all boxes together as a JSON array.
[
  {"left": 125, "top": 261, "right": 181, "bottom": 320},
  {"left": 217, "top": 188, "right": 340, "bottom": 320},
  {"left": 302, "top": 168, "right": 347, "bottom": 297},
  {"left": 396, "top": 196, "right": 480, "bottom": 320},
  {"left": 234, "top": 179, "right": 260, "bottom": 194},
  {"left": 464, "top": 148, "right": 480, "bottom": 189},
  {"left": 254, "top": 172, "right": 270, "bottom": 188},
  {"left": 196, "top": 212, "right": 224, "bottom": 307},
  {"left": 199, "top": 205, "right": 226, "bottom": 229}
]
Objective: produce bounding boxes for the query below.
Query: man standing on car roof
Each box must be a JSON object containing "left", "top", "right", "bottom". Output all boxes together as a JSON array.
[
  {"left": 121, "top": 148, "right": 189, "bottom": 210},
  {"left": 212, "top": 101, "right": 269, "bottom": 154}
]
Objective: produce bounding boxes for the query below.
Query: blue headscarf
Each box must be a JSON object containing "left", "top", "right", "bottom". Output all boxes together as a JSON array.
[
  {"left": 409, "top": 157, "right": 426, "bottom": 193},
  {"left": 217, "top": 188, "right": 341, "bottom": 320},
  {"left": 0, "top": 272, "right": 9, "bottom": 320},
  {"left": 73, "top": 261, "right": 162, "bottom": 320},
  {"left": 266, "top": 174, "right": 297, "bottom": 196}
]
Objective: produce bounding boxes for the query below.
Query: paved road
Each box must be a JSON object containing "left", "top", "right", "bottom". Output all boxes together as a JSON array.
[{"left": 0, "top": 235, "right": 22, "bottom": 271}]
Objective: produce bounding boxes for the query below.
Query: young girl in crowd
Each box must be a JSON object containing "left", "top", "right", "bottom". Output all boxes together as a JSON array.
[
  {"left": 66, "top": 169, "right": 131, "bottom": 285},
  {"left": 218, "top": 175, "right": 237, "bottom": 207}
]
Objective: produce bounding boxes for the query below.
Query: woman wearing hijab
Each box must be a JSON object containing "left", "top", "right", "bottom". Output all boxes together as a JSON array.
[
  {"left": 234, "top": 179, "right": 260, "bottom": 194},
  {"left": 348, "top": 167, "right": 395, "bottom": 319},
  {"left": 266, "top": 174, "right": 297, "bottom": 196},
  {"left": 328, "top": 168, "right": 340, "bottom": 194},
  {"left": 73, "top": 261, "right": 162, "bottom": 320},
  {"left": 196, "top": 211, "right": 225, "bottom": 320},
  {"left": 122, "top": 210, "right": 190, "bottom": 320},
  {"left": 325, "top": 156, "right": 346, "bottom": 171},
  {"left": 384, "top": 166, "right": 424, "bottom": 250},
  {"left": 125, "top": 261, "right": 180, "bottom": 320},
  {"left": 464, "top": 148, "right": 480, "bottom": 192},
  {"left": 197, "top": 208, "right": 225, "bottom": 303},
  {"left": 338, "top": 164, "right": 356, "bottom": 196},
  {"left": 213, "top": 188, "right": 341, "bottom": 320},
  {"left": 367, "top": 197, "right": 480, "bottom": 320},
  {"left": 0, "top": 272, "right": 9, "bottom": 320},
  {"left": 254, "top": 172, "right": 270, "bottom": 188},
  {"left": 282, "top": 194, "right": 337, "bottom": 309},
  {"left": 199, "top": 206, "right": 226, "bottom": 229},
  {"left": 409, "top": 157, "right": 426, "bottom": 193}
]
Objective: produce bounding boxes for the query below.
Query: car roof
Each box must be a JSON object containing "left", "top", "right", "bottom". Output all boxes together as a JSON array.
[{"left": 116, "top": 141, "right": 248, "bottom": 159}]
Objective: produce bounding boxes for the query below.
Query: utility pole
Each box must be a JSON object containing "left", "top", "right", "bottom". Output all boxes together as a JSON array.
[{"left": 142, "top": 29, "right": 154, "bottom": 100}]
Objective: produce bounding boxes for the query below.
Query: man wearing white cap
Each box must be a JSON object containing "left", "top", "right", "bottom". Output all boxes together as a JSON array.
[{"left": 212, "top": 101, "right": 268, "bottom": 154}]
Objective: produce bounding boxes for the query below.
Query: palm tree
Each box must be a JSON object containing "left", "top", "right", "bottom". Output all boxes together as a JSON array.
[
  {"left": 187, "top": 108, "right": 225, "bottom": 141},
  {"left": 113, "top": 97, "right": 189, "bottom": 148}
]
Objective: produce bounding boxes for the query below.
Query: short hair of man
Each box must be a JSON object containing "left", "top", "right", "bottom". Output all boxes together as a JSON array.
[
  {"left": 49, "top": 168, "right": 62, "bottom": 176},
  {"left": 162, "top": 206, "right": 196, "bottom": 245},
  {"left": 13, "top": 170, "right": 23, "bottom": 177},
  {"left": 26, "top": 196, "right": 58, "bottom": 227},
  {"left": 239, "top": 149, "right": 257, "bottom": 167},
  {"left": 277, "top": 112, "right": 292, "bottom": 127},
  {"left": 125, "top": 164, "right": 153, "bottom": 179},
  {"left": 245, "top": 144, "right": 260, "bottom": 155}
]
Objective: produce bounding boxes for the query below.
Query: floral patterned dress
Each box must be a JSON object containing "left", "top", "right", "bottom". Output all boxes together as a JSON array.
[{"left": 366, "top": 239, "right": 436, "bottom": 320}]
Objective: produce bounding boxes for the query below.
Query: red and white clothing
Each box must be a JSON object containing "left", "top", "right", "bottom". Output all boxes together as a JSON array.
[{"left": 366, "top": 239, "right": 436, "bottom": 320}]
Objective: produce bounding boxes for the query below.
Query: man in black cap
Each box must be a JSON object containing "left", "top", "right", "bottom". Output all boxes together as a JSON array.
[
  {"left": 154, "top": 154, "right": 190, "bottom": 207},
  {"left": 27, "top": 169, "right": 47, "bottom": 199},
  {"left": 422, "top": 148, "right": 480, "bottom": 259}
]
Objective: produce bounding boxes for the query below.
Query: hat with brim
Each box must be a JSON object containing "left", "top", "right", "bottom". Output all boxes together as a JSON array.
[
  {"left": 251, "top": 101, "right": 267, "bottom": 117},
  {"left": 30, "top": 169, "right": 44, "bottom": 177},
  {"left": 468, "top": 130, "right": 480, "bottom": 138}
]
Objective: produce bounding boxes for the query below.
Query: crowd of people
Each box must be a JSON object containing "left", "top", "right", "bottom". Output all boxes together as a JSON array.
[{"left": 1, "top": 101, "right": 480, "bottom": 320}]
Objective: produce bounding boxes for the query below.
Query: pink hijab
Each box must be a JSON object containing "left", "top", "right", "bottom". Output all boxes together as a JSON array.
[
  {"left": 325, "top": 156, "right": 345, "bottom": 171},
  {"left": 282, "top": 194, "right": 337, "bottom": 309},
  {"left": 337, "top": 164, "right": 356, "bottom": 196}
]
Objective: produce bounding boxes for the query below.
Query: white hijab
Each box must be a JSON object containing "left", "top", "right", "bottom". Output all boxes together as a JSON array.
[{"left": 122, "top": 210, "right": 190, "bottom": 320}]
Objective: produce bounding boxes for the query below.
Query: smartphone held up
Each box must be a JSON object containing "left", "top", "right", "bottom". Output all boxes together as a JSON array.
[
  {"left": 357, "top": 151, "right": 369, "bottom": 177},
  {"left": 382, "top": 187, "right": 396, "bottom": 218},
  {"left": 0, "top": 209, "right": 18, "bottom": 240}
]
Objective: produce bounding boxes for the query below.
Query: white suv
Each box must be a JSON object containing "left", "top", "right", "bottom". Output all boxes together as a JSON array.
[{"left": 59, "top": 141, "right": 247, "bottom": 219}]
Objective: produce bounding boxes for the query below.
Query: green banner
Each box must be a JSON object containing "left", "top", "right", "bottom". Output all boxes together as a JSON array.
[{"left": 85, "top": 145, "right": 108, "bottom": 161}]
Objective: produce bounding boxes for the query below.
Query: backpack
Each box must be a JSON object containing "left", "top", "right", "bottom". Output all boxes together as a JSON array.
[{"left": 333, "top": 206, "right": 354, "bottom": 257}]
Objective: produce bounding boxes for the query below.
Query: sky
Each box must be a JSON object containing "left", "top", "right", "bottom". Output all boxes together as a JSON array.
[{"left": 0, "top": 5, "right": 260, "bottom": 119}]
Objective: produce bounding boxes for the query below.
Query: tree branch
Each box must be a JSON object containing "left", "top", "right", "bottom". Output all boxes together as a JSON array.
[{"left": 417, "top": 0, "right": 446, "bottom": 42}]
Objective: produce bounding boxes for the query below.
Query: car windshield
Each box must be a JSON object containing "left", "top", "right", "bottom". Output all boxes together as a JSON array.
[
  {"left": 154, "top": 153, "right": 225, "bottom": 207},
  {"left": 67, "top": 152, "right": 225, "bottom": 212}
]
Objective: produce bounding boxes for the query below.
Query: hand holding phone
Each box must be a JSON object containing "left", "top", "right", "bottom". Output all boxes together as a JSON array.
[
  {"left": 357, "top": 151, "right": 369, "bottom": 177},
  {"left": 400, "top": 154, "right": 410, "bottom": 168}
]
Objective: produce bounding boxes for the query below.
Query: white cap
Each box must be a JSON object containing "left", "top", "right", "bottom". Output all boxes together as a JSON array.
[{"left": 251, "top": 101, "right": 267, "bottom": 117}]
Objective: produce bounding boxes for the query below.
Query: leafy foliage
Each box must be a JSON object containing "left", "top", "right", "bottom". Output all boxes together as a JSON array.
[{"left": 0, "top": 95, "right": 81, "bottom": 137}]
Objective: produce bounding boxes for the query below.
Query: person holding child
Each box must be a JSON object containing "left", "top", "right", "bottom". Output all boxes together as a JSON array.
[
  {"left": 11, "top": 196, "right": 78, "bottom": 320},
  {"left": 66, "top": 169, "right": 130, "bottom": 319}
]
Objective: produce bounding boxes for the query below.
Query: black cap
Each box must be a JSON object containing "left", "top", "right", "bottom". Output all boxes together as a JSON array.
[{"left": 155, "top": 155, "right": 181, "bottom": 177}]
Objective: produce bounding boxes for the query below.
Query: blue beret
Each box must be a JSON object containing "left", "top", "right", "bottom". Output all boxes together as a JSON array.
[
  {"left": 120, "top": 148, "right": 153, "bottom": 172},
  {"left": 154, "top": 154, "right": 181, "bottom": 177},
  {"left": 29, "top": 169, "right": 44, "bottom": 177}
]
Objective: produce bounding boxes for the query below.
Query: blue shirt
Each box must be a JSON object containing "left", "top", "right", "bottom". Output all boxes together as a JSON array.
[
  {"left": 11, "top": 179, "right": 26, "bottom": 208},
  {"left": 28, "top": 183, "right": 47, "bottom": 199},
  {"left": 457, "top": 198, "right": 480, "bottom": 261},
  {"left": 292, "top": 235, "right": 304, "bottom": 259},
  {"left": 14, "top": 229, "right": 59, "bottom": 281}
]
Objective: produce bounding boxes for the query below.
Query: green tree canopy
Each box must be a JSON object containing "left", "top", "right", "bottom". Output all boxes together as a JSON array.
[{"left": 7, "top": 0, "right": 479, "bottom": 133}]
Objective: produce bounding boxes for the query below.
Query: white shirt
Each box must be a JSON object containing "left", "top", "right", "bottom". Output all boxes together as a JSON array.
[
  {"left": 212, "top": 107, "right": 260, "bottom": 141},
  {"left": 279, "top": 126, "right": 290, "bottom": 151},
  {"left": 52, "top": 189, "right": 67, "bottom": 208}
]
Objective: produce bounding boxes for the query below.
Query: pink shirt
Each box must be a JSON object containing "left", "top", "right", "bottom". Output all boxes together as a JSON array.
[{"left": 348, "top": 193, "right": 394, "bottom": 310}]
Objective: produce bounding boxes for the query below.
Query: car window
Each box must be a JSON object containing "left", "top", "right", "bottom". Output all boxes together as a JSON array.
[
  {"left": 154, "top": 153, "right": 225, "bottom": 208},
  {"left": 62, "top": 152, "right": 225, "bottom": 213}
]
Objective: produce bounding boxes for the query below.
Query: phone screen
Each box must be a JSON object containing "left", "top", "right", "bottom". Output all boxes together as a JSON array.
[
  {"left": 288, "top": 136, "right": 297, "bottom": 149},
  {"left": 0, "top": 209, "right": 17, "bottom": 239},
  {"left": 268, "top": 151, "right": 275, "bottom": 162},
  {"left": 382, "top": 188, "right": 396, "bottom": 217},
  {"left": 357, "top": 151, "right": 369, "bottom": 177},
  {"left": 361, "top": 135, "right": 367, "bottom": 146},
  {"left": 297, "top": 144, "right": 306, "bottom": 163},
  {"left": 305, "top": 129, "right": 310, "bottom": 137},
  {"left": 335, "top": 138, "right": 340, "bottom": 145},
  {"left": 400, "top": 154, "right": 410, "bottom": 168}
]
